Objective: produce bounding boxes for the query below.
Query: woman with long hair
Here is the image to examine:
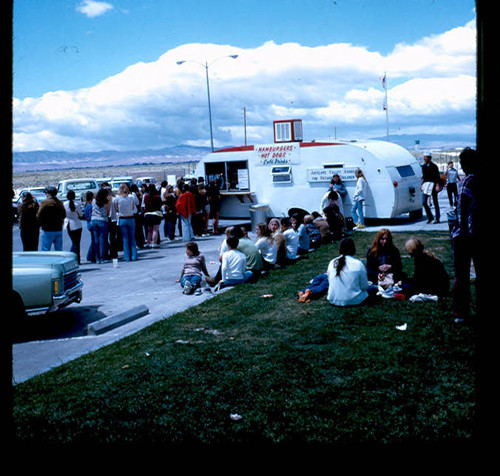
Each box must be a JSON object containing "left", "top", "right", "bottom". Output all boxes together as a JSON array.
[
  {"left": 327, "top": 237, "right": 377, "bottom": 306},
  {"left": 18, "top": 192, "right": 40, "bottom": 251},
  {"left": 64, "top": 189, "right": 84, "bottom": 263},
  {"left": 255, "top": 222, "right": 277, "bottom": 270},
  {"left": 90, "top": 188, "right": 111, "bottom": 263},
  {"left": 351, "top": 168, "right": 367, "bottom": 229},
  {"left": 366, "top": 228, "right": 403, "bottom": 284},
  {"left": 403, "top": 237, "right": 449, "bottom": 297},
  {"left": 114, "top": 183, "right": 140, "bottom": 261}
]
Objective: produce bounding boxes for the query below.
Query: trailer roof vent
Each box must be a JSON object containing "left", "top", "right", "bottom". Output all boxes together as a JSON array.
[{"left": 273, "top": 119, "right": 303, "bottom": 143}]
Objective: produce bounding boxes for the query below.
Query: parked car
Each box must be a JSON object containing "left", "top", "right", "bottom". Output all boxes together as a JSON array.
[
  {"left": 135, "top": 176, "right": 157, "bottom": 187},
  {"left": 57, "top": 178, "right": 99, "bottom": 201},
  {"left": 12, "top": 251, "right": 83, "bottom": 316}
]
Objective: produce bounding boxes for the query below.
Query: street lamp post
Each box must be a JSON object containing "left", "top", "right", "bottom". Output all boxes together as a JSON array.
[{"left": 177, "top": 55, "right": 238, "bottom": 151}]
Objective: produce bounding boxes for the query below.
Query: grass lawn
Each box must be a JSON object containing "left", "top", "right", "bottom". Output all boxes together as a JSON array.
[{"left": 11, "top": 231, "right": 478, "bottom": 444}]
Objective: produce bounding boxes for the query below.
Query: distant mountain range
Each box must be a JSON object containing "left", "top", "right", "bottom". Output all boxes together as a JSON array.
[
  {"left": 13, "top": 134, "right": 475, "bottom": 173},
  {"left": 12, "top": 145, "right": 212, "bottom": 173}
]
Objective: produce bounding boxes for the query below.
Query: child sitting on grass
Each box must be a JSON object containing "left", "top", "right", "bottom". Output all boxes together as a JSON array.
[
  {"left": 216, "top": 236, "right": 253, "bottom": 291},
  {"left": 177, "top": 242, "right": 212, "bottom": 295}
]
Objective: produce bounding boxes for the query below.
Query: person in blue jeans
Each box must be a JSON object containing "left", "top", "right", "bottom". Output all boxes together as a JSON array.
[
  {"left": 297, "top": 273, "right": 329, "bottom": 303},
  {"left": 37, "top": 186, "right": 66, "bottom": 251},
  {"left": 114, "top": 183, "right": 140, "bottom": 261},
  {"left": 90, "top": 188, "right": 110, "bottom": 263},
  {"left": 177, "top": 241, "right": 212, "bottom": 295}
]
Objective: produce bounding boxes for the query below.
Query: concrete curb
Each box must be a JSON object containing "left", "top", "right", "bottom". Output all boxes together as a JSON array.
[{"left": 86, "top": 305, "right": 149, "bottom": 336}]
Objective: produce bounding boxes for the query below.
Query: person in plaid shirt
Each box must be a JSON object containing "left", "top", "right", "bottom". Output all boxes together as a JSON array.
[{"left": 451, "top": 147, "right": 484, "bottom": 324}]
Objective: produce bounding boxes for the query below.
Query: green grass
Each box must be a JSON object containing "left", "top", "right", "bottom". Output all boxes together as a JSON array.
[{"left": 12, "top": 231, "right": 477, "bottom": 444}]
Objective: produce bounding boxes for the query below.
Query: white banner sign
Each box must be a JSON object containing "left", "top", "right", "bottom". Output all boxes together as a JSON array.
[
  {"left": 307, "top": 167, "right": 358, "bottom": 183},
  {"left": 254, "top": 143, "right": 300, "bottom": 166}
]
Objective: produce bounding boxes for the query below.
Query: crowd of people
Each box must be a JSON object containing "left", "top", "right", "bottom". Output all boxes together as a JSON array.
[
  {"left": 16, "top": 176, "right": 223, "bottom": 265},
  {"left": 15, "top": 146, "right": 482, "bottom": 325}
]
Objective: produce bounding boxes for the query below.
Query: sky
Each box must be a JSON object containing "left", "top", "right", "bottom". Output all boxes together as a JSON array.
[{"left": 12, "top": 0, "right": 477, "bottom": 152}]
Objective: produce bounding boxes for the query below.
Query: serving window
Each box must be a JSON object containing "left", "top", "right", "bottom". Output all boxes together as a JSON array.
[{"left": 204, "top": 160, "right": 250, "bottom": 191}]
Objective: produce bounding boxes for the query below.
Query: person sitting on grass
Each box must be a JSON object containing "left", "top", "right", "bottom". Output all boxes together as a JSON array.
[
  {"left": 232, "top": 225, "right": 263, "bottom": 282},
  {"left": 216, "top": 236, "right": 253, "bottom": 291},
  {"left": 255, "top": 222, "right": 278, "bottom": 271},
  {"left": 297, "top": 272, "right": 329, "bottom": 303},
  {"left": 401, "top": 237, "right": 449, "bottom": 298},
  {"left": 269, "top": 217, "right": 287, "bottom": 267},
  {"left": 281, "top": 217, "right": 299, "bottom": 264},
  {"left": 327, "top": 237, "right": 378, "bottom": 306},
  {"left": 365, "top": 228, "right": 404, "bottom": 285},
  {"left": 291, "top": 212, "right": 310, "bottom": 255},
  {"left": 177, "top": 241, "right": 212, "bottom": 295}
]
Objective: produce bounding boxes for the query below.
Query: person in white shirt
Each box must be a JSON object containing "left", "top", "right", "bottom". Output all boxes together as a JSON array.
[
  {"left": 281, "top": 217, "right": 299, "bottom": 263},
  {"left": 351, "top": 168, "right": 367, "bottom": 229},
  {"left": 218, "top": 236, "right": 253, "bottom": 289},
  {"left": 64, "top": 190, "right": 84, "bottom": 263},
  {"left": 255, "top": 222, "right": 277, "bottom": 270},
  {"left": 327, "top": 237, "right": 377, "bottom": 306},
  {"left": 114, "top": 183, "right": 140, "bottom": 261}
]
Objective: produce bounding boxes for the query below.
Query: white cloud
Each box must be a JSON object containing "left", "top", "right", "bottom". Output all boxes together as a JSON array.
[
  {"left": 12, "top": 20, "right": 476, "bottom": 152},
  {"left": 76, "top": 1, "right": 113, "bottom": 18}
]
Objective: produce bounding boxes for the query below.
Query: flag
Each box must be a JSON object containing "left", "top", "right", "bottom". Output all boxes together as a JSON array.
[
  {"left": 382, "top": 97, "right": 387, "bottom": 111},
  {"left": 380, "top": 73, "right": 386, "bottom": 89}
]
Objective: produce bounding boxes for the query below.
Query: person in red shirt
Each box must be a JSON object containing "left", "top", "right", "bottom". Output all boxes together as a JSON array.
[{"left": 175, "top": 184, "right": 196, "bottom": 241}]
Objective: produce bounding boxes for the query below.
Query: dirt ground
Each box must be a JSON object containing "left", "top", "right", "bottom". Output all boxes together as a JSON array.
[{"left": 12, "top": 162, "right": 198, "bottom": 191}]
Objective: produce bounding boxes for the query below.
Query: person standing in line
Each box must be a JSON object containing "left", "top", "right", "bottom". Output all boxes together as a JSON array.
[
  {"left": 351, "top": 169, "right": 367, "bottom": 229},
  {"left": 130, "top": 183, "right": 145, "bottom": 249},
  {"left": 444, "top": 160, "right": 460, "bottom": 207},
  {"left": 84, "top": 191, "right": 96, "bottom": 262},
  {"left": 37, "top": 186, "right": 66, "bottom": 251},
  {"left": 162, "top": 184, "right": 177, "bottom": 241},
  {"left": 114, "top": 183, "right": 140, "bottom": 261},
  {"left": 207, "top": 178, "right": 222, "bottom": 234},
  {"left": 175, "top": 184, "right": 197, "bottom": 242},
  {"left": 421, "top": 153, "right": 442, "bottom": 223},
  {"left": 18, "top": 192, "right": 40, "bottom": 251},
  {"left": 64, "top": 190, "right": 84, "bottom": 263},
  {"left": 90, "top": 188, "right": 111, "bottom": 263},
  {"left": 143, "top": 184, "right": 163, "bottom": 248}
]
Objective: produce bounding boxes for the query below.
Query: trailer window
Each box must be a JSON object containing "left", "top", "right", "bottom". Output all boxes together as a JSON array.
[
  {"left": 205, "top": 160, "right": 250, "bottom": 191},
  {"left": 271, "top": 166, "right": 292, "bottom": 183},
  {"left": 396, "top": 165, "right": 415, "bottom": 178}
]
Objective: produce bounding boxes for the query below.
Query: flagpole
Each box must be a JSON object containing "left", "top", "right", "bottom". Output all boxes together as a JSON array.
[{"left": 382, "top": 72, "right": 390, "bottom": 141}]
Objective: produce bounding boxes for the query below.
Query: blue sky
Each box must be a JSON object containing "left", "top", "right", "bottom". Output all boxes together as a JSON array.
[{"left": 13, "top": 0, "right": 477, "bottom": 152}]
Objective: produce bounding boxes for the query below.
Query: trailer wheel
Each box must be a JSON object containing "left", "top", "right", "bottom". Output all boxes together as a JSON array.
[
  {"left": 409, "top": 209, "right": 423, "bottom": 220},
  {"left": 288, "top": 207, "right": 309, "bottom": 218}
]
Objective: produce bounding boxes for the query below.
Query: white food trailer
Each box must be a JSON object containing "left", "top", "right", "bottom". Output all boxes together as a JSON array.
[{"left": 195, "top": 119, "right": 423, "bottom": 221}]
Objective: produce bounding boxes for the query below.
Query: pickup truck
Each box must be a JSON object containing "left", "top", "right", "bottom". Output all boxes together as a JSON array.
[{"left": 12, "top": 251, "right": 83, "bottom": 315}]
